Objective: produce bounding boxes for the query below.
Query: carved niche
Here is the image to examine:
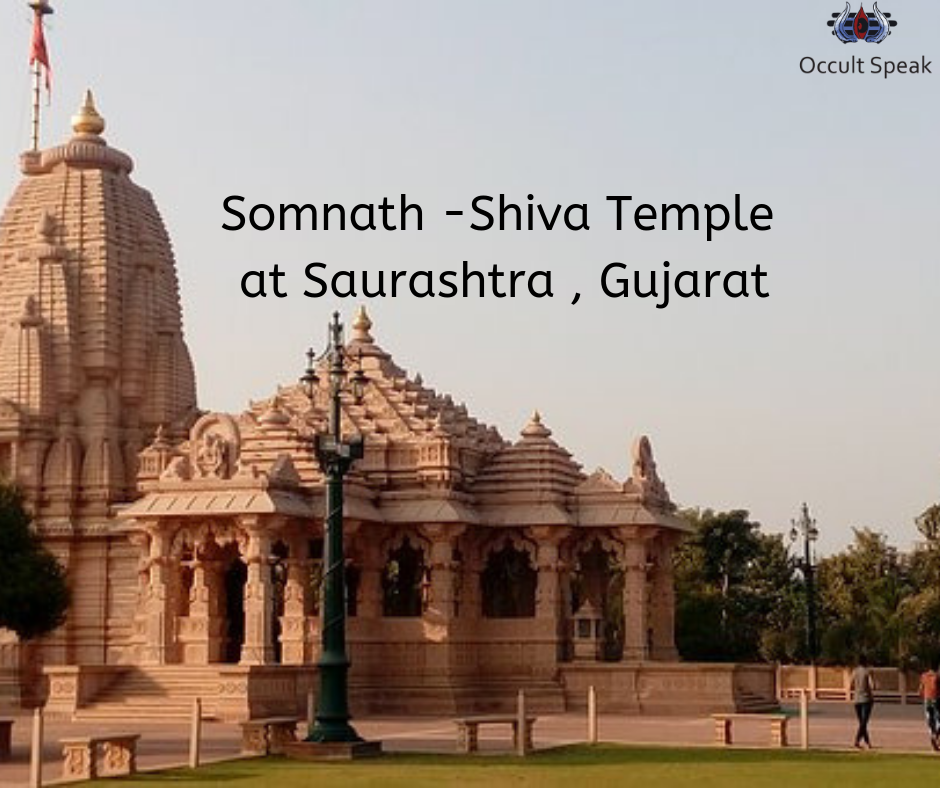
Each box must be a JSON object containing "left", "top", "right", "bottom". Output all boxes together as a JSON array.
[{"left": 190, "top": 414, "right": 241, "bottom": 480}]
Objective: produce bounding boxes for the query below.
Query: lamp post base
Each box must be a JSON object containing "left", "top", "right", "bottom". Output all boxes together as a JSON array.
[
  {"left": 284, "top": 740, "right": 383, "bottom": 761},
  {"left": 305, "top": 718, "right": 363, "bottom": 745}
]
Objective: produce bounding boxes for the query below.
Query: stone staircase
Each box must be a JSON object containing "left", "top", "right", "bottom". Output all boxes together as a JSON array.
[
  {"left": 74, "top": 667, "right": 226, "bottom": 722},
  {"left": 734, "top": 686, "right": 780, "bottom": 713}
]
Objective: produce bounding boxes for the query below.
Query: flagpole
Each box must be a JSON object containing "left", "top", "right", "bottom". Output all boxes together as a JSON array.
[
  {"left": 28, "top": 1, "right": 53, "bottom": 152},
  {"left": 31, "top": 58, "right": 41, "bottom": 152}
]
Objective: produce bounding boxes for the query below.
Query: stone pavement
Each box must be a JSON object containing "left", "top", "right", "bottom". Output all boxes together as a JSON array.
[{"left": 0, "top": 702, "right": 936, "bottom": 786}]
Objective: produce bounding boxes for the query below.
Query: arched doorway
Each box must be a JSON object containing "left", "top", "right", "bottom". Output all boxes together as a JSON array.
[
  {"left": 481, "top": 539, "right": 537, "bottom": 618},
  {"left": 573, "top": 539, "right": 624, "bottom": 661}
]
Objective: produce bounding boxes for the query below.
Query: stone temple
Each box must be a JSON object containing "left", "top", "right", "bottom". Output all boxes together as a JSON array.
[{"left": 0, "top": 94, "right": 775, "bottom": 720}]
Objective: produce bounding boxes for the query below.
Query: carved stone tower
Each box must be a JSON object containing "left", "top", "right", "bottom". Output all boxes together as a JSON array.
[{"left": 0, "top": 92, "right": 197, "bottom": 523}]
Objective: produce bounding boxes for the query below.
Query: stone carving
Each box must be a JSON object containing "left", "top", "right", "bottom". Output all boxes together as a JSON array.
[
  {"left": 631, "top": 435, "right": 668, "bottom": 502},
  {"left": 196, "top": 432, "right": 230, "bottom": 479},
  {"left": 190, "top": 414, "right": 240, "bottom": 479}
]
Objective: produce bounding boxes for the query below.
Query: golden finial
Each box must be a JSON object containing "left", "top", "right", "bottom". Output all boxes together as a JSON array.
[
  {"left": 352, "top": 305, "right": 374, "bottom": 344},
  {"left": 71, "top": 90, "right": 106, "bottom": 138}
]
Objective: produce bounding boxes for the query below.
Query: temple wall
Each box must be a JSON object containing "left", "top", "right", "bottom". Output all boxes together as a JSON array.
[
  {"left": 560, "top": 662, "right": 778, "bottom": 714},
  {"left": 105, "top": 535, "right": 138, "bottom": 664},
  {"left": 28, "top": 533, "right": 136, "bottom": 669},
  {"left": 349, "top": 618, "right": 559, "bottom": 683}
]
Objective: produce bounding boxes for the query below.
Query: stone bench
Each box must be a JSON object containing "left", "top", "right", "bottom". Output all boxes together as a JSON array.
[
  {"left": 712, "top": 713, "right": 789, "bottom": 747},
  {"left": 454, "top": 714, "right": 537, "bottom": 754},
  {"left": 239, "top": 717, "right": 302, "bottom": 755},
  {"left": 0, "top": 718, "right": 13, "bottom": 762},
  {"left": 60, "top": 734, "right": 140, "bottom": 780}
]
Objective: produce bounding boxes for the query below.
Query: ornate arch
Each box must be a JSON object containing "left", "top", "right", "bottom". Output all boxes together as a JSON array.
[
  {"left": 566, "top": 531, "right": 625, "bottom": 567},
  {"left": 380, "top": 527, "right": 431, "bottom": 557},
  {"left": 480, "top": 531, "right": 538, "bottom": 619},
  {"left": 477, "top": 530, "right": 537, "bottom": 565},
  {"left": 381, "top": 531, "right": 429, "bottom": 618}
]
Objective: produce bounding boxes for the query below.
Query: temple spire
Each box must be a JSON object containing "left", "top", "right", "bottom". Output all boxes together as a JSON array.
[{"left": 27, "top": 1, "right": 54, "bottom": 152}]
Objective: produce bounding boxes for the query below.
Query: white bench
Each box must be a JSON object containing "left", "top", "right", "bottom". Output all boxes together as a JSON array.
[
  {"left": 454, "top": 714, "right": 537, "bottom": 754},
  {"left": 712, "top": 713, "right": 789, "bottom": 747},
  {"left": 60, "top": 734, "right": 140, "bottom": 780}
]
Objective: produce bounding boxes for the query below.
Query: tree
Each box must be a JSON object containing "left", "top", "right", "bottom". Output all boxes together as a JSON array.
[
  {"left": 675, "top": 509, "right": 799, "bottom": 662},
  {"left": 816, "top": 528, "right": 907, "bottom": 666},
  {"left": 0, "top": 482, "right": 69, "bottom": 640}
]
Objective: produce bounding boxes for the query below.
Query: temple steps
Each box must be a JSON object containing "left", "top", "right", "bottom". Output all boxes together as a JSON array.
[
  {"left": 75, "top": 667, "right": 227, "bottom": 721},
  {"left": 734, "top": 688, "right": 780, "bottom": 713}
]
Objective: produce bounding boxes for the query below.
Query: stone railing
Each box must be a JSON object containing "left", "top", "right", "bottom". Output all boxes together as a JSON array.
[
  {"left": 44, "top": 665, "right": 131, "bottom": 717},
  {"left": 777, "top": 664, "right": 920, "bottom": 703}
]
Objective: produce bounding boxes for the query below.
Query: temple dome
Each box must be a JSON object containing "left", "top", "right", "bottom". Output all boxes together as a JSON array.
[
  {"left": 472, "top": 412, "right": 585, "bottom": 524},
  {"left": 0, "top": 92, "right": 197, "bottom": 511}
]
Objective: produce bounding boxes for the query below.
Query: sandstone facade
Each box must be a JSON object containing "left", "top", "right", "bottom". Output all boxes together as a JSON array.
[{"left": 1, "top": 95, "right": 775, "bottom": 719}]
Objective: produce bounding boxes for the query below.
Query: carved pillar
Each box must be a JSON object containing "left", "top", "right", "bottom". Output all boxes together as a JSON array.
[
  {"left": 420, "top": 524, "right": 465, "bottom": 677},
  {"left": 622, "top": 532, "right": 651, "bottom": 662},
  {"left": 650, "top": 535, "right": 679, "bottom": 660},
  {"left": 356, "top": 534, "right": 383, "bottom": 620},
  {"left": 463, "top": 544, "right": 484, "bottom": 621},
  {"left": 127, "top": 531, "right": 151, "bottom": 661},
  {"left": 140, "top": 525, "right": 175, "bottom": 665},
  {"left": 240, "top": 519, "right": 275, "bottom": 665},
  {"left": 186, "top": 550, "right": 224, "bottom": 664},
  {"left": 528, "top": 530, "right": 564, "bottom": 620},
  {"left": 281, "top": 535, "right": 311, "bottom": 665},
  {"left": 528, "top": 527, "right": 568, "bottom": 673},
  {"left": 422, "top": 524, "right": 465, "bottom": 624}
]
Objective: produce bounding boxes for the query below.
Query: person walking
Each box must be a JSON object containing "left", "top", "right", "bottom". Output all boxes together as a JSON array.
[
  {"left": 851, "top": 656, "right": 875, "bottom": 749},
  {"left": 918, "top": 662, "right": 940, "bottom": 751}
]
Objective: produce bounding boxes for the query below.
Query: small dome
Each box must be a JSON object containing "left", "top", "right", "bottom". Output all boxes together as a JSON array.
[{"left": 473, "top": 412, "right": 584, "bottom": 500}]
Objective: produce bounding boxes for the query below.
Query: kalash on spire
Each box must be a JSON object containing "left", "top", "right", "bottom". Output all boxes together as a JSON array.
[{"left": 0, "top": 9, "right": 197, "bottom": 520}]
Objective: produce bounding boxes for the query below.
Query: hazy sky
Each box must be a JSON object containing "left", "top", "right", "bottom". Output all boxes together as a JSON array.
[{"left": 1, "top": 1, "right": 937, "bottom": 554}]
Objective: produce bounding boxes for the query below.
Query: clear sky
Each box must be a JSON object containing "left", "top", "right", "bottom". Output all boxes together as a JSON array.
[{"left": 1, "top": 1, "right": 937, "bottom": 555}]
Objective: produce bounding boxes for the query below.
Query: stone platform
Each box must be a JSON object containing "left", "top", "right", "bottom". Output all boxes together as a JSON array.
[
  {"left": 38, "top": 662, "right": 777, "bottom": 722},
  {"left": 282, "top": 740, "right": 383, "bottom": 761}
]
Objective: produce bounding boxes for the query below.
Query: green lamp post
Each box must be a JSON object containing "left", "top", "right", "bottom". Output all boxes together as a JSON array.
[
  {"left": 301, "top": 311, "right": 367, "bottom": 744},
  {"left": 790, "top": 503, "right": 820, "bottom": 663}
]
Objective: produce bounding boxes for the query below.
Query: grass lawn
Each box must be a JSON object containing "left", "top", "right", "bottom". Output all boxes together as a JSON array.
[{"left": 88, "top": 745, "right": 940, "bottom": 787}]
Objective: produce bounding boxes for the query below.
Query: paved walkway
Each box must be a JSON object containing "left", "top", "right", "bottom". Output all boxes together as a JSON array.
[{"left": 0, "top": 702, "right": 936, "bottom": 785}]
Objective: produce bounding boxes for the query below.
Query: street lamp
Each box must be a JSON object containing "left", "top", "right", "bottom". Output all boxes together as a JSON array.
[
  {"left": 301, "top": 311, "right": 367, "bottom": 744},
  {"left": 790, "top": 503, "right": 820, "bottom": 663}
]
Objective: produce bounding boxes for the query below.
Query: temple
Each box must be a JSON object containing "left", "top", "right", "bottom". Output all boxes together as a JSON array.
[{"left": 0, "top": 95, "right": 776, "bottom": 720}]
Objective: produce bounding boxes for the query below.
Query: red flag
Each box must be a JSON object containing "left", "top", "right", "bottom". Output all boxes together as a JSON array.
[{"left": 29, "top": 12, "right": 52, "bottom": 93}]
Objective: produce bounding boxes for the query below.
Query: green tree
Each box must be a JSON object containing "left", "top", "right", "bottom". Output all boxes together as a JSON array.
[
  {"left": 897, "top": 504, "right": 940, "bottom": 667},
  {"left": 816, "top": 528, "right": 907, "bottom": 665},
  {"left": 675, "top": 509, "right": 799, "bottom": 662},
  {"left": 0, "top": 482, "right": 70, "bottom": 640}
]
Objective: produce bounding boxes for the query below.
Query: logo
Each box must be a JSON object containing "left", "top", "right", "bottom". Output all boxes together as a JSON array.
[{"left": 829, "top": 3, "right": 896, "bottom": 43}]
